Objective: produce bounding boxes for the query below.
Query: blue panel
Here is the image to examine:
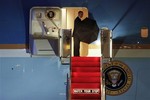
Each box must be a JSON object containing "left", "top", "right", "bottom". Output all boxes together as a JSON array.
[
  {"left": 0, "top": 57, "right": 69, "bottom": 100},
  {"left": 1, "top": 56, "right": 150, "bottom": 100},
  {"left": 0, "top": 0, "right": 26, "bottom": 44},
  {"left": 1, "top": 0, "right": 150, "bottom": 44},
  {"left": 106, "top": 58, "right": 150, "bottom": 100},
  {"left": 0, "top": 58, "right": 2, "bottom": 99},
  {"left": 136, "top": 68, "right": 150, "bottom": 100}
]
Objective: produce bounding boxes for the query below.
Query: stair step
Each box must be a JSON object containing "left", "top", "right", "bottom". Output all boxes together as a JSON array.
[
  {"left": 72, "top": 99, "right": 100, "bottom": 100},
  {"left": 72, "top": 77, "right": 100, "bottom": 83},
  {"left": 70, "top": 57, "right": 102, "bottom": 100},
  {"left": 71, "top": 83, "right": 100, "bottom": 88},
  {"left": 72, "top": 67, "right": 100, "bottom": 72},
  {"left": 71, "top": 99, "right": 101, "bottom": 100},
  {"left": 71, "top": 57, "right": 101, "bottom": 62},
  {"left": 72, "top": 72, "right": 100, "bottom": 77},
  {"left": 71, "top": 94, "right": 101, "bottom": 99},
  {"left": 72, "top": 62, "right": 100, "bottom": 67}
]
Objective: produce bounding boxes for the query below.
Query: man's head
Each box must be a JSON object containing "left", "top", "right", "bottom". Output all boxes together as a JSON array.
[{"left": 78, "top": 11, "right": 83, "bottom": 19}]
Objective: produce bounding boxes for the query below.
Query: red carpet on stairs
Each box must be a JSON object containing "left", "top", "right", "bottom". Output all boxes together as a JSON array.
[{"left": 70, "top": 57, "right": 101, "bottom": 100}]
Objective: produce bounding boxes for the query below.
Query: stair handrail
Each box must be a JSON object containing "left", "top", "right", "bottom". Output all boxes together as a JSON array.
[
  {"left": 66, "top": 73, "right": 70, "bottom": 100},
  {"left": 100, "top": 27, "right": 113, "bottom": 100}
]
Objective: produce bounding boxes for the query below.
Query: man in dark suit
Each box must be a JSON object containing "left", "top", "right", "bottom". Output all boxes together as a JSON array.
[{"left": 72, "top": 11, "right": 83, "bottom": 56}]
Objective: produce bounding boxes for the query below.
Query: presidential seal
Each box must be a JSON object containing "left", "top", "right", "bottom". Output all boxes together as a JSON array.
[{"left": 103, "top": 60, "right": 133, "bottom": 96}]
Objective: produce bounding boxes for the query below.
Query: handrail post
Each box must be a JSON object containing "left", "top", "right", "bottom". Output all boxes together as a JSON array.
[{"left": 100, "top": 27, "right": 113, "bottom": 100}]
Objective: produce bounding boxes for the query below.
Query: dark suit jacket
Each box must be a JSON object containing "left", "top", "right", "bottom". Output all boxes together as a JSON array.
[{"left": 72, "top": 17, "right": 82, "bottom": 37}]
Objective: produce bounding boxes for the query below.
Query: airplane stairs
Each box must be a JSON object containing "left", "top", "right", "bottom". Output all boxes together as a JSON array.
[{"left": 68, "top": 57, "right": 103, "bottom": 100}]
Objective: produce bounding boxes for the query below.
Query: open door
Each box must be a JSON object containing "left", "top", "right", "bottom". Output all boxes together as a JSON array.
[{"left": 61, "top": 7, "right": 89, "bottom": 57}]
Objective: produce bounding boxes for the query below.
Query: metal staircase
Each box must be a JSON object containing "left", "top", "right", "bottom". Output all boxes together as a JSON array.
[{"left": 66, "top": 28, "right": 112, "bottom": 100}]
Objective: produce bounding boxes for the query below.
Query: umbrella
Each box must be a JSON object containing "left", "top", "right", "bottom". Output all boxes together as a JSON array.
[{"left": 77, "top": 17, "right": 99, "bottom": 44}]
